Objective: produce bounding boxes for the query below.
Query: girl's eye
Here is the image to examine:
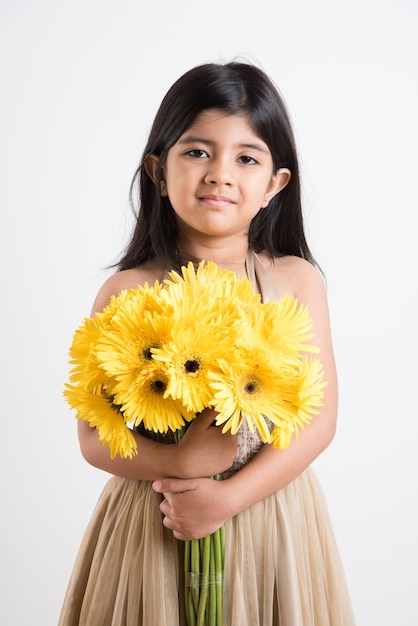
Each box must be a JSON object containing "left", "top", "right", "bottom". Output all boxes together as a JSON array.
[
  {"left": 238, "top": 155, "right": 257, "bottom": 165},
  {"left": 187, "top": 149, "right": 208, "bottom": 158}
]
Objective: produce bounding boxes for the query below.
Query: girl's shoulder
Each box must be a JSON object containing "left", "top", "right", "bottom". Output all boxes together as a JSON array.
[
  {"left": 91, "top": 260, "right": 165, "bottom": 315},
  {"left": 257, "top": 251, "right": 325, "bottom": 300}
]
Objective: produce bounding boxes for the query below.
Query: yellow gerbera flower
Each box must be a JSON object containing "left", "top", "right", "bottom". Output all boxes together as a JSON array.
[
  {"left": 67, "top": 316, "right": 107, "bottom": 390},
  {"left": 271, "top": 296, "right": 318, "bottom": 352},
  {"left": 269, "top": 357, "right": 326, "bottom": 448},
  {"left": 63, "top": 384, "right": 137, "bottom": 458},
  {"left": 209, "top": 348, "right": 303, "bottom": 442},
  {"left": 151, "top": 323, "right": 233, "bottom": 413},
  {"left": 112, "top": 363, "right": 195, "bottom": 433},
  {"left": 67, "top": 287, "right": 139, "bottom": 390},
  {"left": 95, "top": 299, "right": 174, "bottom": 387},
  {"left": 238, "top": 295, "right": 319, "bottom": 359},
  {"left": 292, "top": 356, "right": 327, "bottom": 426},
  {"left": 164, "top": 261, "right": 260, "bottom": 317}
]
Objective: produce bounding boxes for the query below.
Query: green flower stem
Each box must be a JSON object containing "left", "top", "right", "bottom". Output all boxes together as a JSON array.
[
  {"left": 184, "top": 540, "right": 195, "bottom": 626},
  {"left": 187, "top": 589, "right": 197, "bottom": 626},
  {"left": 208, "top": 535, "right": 216, "bottom": 626},
  {"left": 196, "top": 535, "right": 211, "bottom": 625},
  {"left": 191, "top": 539, "right": 200, "bottom": 614},
  {"left": 220, "top": 524, "right": 225, "bottom": 563},
  {"left": 214, "top": 529, "right": 223, "bottom": 624}
]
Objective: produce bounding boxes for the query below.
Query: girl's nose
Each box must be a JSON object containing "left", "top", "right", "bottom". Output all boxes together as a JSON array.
[{"left": 203, "top": 159, "right": 233, "bottom": 186}]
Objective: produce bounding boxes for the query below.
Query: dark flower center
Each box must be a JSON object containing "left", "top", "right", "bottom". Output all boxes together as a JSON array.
[
  {"left": 142, "top": 346, "right": 154, "bottom": 361},
  {"left": 151, "top": 379, "right": 167, "bottom": 395},
  {"left": 184, "top": 359, "right": 201, "bottom": 374},
  {"left": 244, "top": 379, "right": 259, "bottom": 394}
]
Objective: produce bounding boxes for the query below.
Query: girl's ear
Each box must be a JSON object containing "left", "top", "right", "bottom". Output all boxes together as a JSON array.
[
  {"left": 262, "top": 168, "right": 291, "bottom": 207},
  {"left": 144, "top": 154, "right": 168, "bottom": 196},
  {"left": 144, "top": 154, "right": 159, "bottom": 183}
]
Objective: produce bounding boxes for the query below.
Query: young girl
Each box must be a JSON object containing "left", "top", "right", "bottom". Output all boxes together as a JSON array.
[{"left": 59, "top": 61, "right": 356, "bottom": 625}]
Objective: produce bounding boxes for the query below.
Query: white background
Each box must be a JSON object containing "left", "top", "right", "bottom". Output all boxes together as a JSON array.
[{"left": 1, "top": 0, "right": 417, "bottom": 624}]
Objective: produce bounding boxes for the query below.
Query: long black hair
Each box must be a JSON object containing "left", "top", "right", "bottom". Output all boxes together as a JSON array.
[{"left": 118, "top": 62, "right": 317, "bottom": 271}]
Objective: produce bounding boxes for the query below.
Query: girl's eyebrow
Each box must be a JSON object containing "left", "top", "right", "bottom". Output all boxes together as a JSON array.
[{"left": 177, "top": 135, "right": 270, "bottom": 155}]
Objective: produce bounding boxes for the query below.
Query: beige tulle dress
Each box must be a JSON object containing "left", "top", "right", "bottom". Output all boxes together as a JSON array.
[{"left": 58, "top": 252, "right": 356, "bottom": 626}]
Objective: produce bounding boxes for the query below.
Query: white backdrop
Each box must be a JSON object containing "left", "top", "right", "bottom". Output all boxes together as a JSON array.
[{"left": 1, "top": 1, "right": 417, "bottom": 624}]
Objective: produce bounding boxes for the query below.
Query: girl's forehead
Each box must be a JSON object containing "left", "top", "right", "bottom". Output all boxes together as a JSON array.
[
  {"left": 178, "top": 109, "right": 265, "bottom": 144},
  {"left": 186, "top": 109, "right": 251, "bottom": 129}
]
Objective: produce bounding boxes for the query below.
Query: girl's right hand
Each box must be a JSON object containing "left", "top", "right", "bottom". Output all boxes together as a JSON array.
[{"left": 176, "top": 409, "right": 236, "bottom": 478}]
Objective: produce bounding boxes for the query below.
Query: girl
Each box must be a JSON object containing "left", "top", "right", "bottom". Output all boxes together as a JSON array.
[{"left": 59, "top": 62, "right": 356, "bottom": 625}]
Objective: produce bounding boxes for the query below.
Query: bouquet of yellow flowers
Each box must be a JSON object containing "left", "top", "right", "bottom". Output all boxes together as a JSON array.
[{"left": 64, "top": 261, "right": 326, "bottom": 626}]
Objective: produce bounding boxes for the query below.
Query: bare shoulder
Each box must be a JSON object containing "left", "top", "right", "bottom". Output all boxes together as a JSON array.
[
  {"left": 257, "top": 251, "right": 325, "bottom": 301},
  {"left": 90, "top": 259, "right": 165, "bottom": 315}
]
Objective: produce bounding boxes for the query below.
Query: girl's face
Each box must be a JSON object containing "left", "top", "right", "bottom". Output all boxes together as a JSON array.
[{"left": 159, "top": 110, "right": 289, "bottom": 246}]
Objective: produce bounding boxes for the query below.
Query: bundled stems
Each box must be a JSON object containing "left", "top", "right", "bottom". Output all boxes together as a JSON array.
[{"left": 184, "top": 521, "right": 224, "bottom": 626}]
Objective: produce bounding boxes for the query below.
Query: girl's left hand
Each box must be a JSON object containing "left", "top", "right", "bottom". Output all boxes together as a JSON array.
[{"left": 152, "top": 477, "right": 230, "bottom": 540}]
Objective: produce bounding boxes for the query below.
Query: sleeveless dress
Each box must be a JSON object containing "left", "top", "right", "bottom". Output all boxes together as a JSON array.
[{"left": 58, "top": 252, "right": 356, "bottom": 626}]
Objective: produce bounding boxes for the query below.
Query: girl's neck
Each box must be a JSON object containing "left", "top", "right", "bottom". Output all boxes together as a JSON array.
[{"left": 178, "top": 238, "right": 249, "bottom": 277}]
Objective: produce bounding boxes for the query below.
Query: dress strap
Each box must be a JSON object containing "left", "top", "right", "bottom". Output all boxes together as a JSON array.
[{"left": 245, "top": 250, "right": 281, "bottom": 304}]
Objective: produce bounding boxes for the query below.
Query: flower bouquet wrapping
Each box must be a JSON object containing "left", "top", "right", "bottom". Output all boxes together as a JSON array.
[{"left": 64, "top": 261, "right": 326, "bottom": 626}]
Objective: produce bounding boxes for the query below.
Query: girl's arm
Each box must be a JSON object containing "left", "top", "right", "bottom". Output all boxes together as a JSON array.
[
  {"left": 76, "top": 270, "right": 236, "bottom": 481},
  {"left": 78, "top": 409, "right": 236, "bottom": 480},
  {"left": 153, "top": 261, "right": 338, "bottom": 539}
]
